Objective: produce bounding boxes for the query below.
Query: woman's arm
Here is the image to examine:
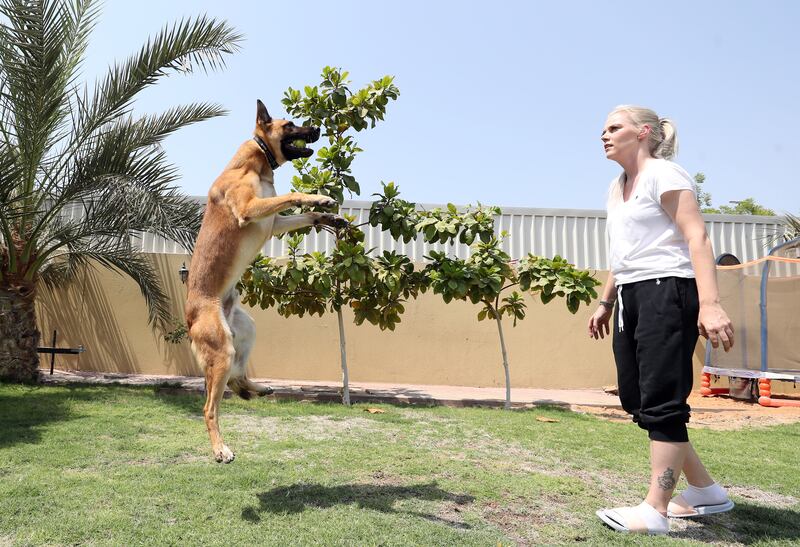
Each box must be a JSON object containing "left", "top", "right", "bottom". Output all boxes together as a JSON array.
[
  {"left": 588, "top": 271, "right": 616, "bottom": 339},
  {"left": 662, "top": 189, "right": 734, "bottom": 351}
]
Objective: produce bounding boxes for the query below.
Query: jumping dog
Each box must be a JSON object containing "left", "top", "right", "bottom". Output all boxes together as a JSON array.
[{"left": 185, "top": 100, "right": 346, "bottom": 463}]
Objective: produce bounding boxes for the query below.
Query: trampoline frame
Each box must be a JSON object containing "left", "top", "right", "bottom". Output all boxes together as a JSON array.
[{"left": 701, "top": 237, "right": 800, "bottom": 407}]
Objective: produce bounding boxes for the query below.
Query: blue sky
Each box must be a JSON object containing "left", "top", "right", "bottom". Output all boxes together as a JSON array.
[{"left": 83, "top": 1, "right": 800, "bottom": 213}]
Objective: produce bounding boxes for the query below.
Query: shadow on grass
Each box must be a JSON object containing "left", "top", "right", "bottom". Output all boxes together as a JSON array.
[
  {"left": 242, "top": 481, "right": 475, "bottom": 528},
  {"left": 152, "top": 387, "right": 206, "bottom": 416},
  {"left": 150, "top": 386, "right": 585, "bottom": 414},
  {"left": 671, "top": 501, "right": 800, "bottom": 544},
  {"left": 0, "top": 384, "right": 91, "bottom": 448}
]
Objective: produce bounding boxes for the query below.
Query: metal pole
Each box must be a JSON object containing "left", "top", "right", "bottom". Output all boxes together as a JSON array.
[{"left": 50, "top": 330, "right": 57, "bottom": 375}]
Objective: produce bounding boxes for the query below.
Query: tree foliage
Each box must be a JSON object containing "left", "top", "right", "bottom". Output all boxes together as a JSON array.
[
  {"left": 282, "top": 67, "right": 399, "bottom": 205},
  {"left": 694, "top": 172, "right": 776, "bottom": 216}
]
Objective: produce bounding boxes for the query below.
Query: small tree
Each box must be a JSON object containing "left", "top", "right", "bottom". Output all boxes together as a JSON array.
[
  {"left": 240, "top": 225, "right": 427, "bottom": 405},
  {"left": 372, "top": 185, "right": 601, "bottom": 408},
  {"left": 241, "top": 67, "right": 406, "bottom": 403},
  {"left": 424, "top": 237, "right": 600, "bottom": 409},
  {"left": 424, "top": 238, "right": 519, "bottom": 408}
]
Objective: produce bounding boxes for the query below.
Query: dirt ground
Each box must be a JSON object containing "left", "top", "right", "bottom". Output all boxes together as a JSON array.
[{"left": 575, "top": 393, "right": 800, "bottom": 430}]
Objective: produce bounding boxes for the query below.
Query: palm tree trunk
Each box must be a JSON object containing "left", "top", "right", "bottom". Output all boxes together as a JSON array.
[
  {"left": 0, "top": 282, "right": 40, "bottom": 383},
  {"left": 336, "top": 307, "right": 351, "bottom": 406},
  {"left": 494, "top": 312, "right": 512, "bottom": 410}
]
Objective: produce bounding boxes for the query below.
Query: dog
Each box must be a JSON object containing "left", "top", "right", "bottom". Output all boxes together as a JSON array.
[{"left": 185, "top": 100, "right": 347, "bottom": 463}]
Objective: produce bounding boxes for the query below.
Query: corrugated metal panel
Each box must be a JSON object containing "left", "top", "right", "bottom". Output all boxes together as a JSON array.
[{"left": 63, "top": 197, "right": 787, "bottom": 269}]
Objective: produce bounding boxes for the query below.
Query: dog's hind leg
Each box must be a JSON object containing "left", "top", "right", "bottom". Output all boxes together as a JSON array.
[
  {"left": 189, "top": 302, "right": 236, "bottom": 463},
  {"left": 227, "top": 301, "right": 274, "bottom": 398}
]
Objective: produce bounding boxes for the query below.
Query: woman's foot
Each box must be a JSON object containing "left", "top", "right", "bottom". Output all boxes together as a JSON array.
[
  {"left": 596, "top": 501, "right": 670, "bottom": 534},
  {"left": 668, "top": 482, "right": 734, "bottom": 517}
]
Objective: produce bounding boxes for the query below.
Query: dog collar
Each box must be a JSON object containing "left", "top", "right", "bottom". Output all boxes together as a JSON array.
[{"left": 253, "top": 136, "right": 279, "bottom": 171}]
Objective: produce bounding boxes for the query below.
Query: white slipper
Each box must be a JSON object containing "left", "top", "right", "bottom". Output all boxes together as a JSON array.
[
  {"left": 668, "top": 495, "right": 734, "bottom": 517},
  {"left": 596, "top": 501, "right": 669, "bottom": 535},
  {"left": 667, "top": 483, "right": 734, "bottom": 518}
]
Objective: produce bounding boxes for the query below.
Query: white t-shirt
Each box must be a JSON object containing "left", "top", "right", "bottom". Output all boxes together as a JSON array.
[{"left": 606, "top": 159, "right": 697, "bottom": 285}]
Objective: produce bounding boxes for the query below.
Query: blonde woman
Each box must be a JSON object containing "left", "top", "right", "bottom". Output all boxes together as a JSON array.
[{"left": 589, "top": 106, "right": 735, "bottom": 535}]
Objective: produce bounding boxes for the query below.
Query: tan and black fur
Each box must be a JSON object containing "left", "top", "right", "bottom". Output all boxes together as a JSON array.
[{"left": 185, "top": 100, "right": 345, "bottom": 463}]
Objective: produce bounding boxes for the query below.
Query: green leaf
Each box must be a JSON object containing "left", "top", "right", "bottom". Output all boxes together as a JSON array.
[{"left": 541, "top": 292, "right": 557, "bottom": 305}]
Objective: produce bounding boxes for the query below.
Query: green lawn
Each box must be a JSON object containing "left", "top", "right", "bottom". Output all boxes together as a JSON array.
[{"left": 0, "top": 384, "right": 798, "bottom": 546}]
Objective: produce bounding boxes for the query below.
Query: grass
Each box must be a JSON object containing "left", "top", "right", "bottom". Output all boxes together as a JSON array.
[{"left": 0, "top": 383, "right": 798, "bottom": 546}]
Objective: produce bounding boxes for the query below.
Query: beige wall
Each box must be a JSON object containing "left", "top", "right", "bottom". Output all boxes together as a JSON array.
[{"left": 35, "top": 253, "right": 797, "bottom": 395}]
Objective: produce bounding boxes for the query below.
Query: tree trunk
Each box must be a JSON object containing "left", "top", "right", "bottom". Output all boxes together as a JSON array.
[
  {"left": 494, "top": 312, "right": 511, "bottom": 410},
  {"left": 0, "top": 282, "right": 41, "bottom": 383},
  {"left": 336, "top": 307, "right": 351, "bottom": 406}
]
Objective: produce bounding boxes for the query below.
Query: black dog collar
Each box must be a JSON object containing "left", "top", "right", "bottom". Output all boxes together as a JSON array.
[{"left": 253, "top": 136, "right": 279, "bottom": 170}]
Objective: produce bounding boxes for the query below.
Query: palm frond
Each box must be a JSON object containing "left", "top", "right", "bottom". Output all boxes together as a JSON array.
[
  {"left": 118, "top": 102, "right": 228, "bottom": 149},
  {"left": 762, "top": 212, "right": 800, "bottom": 249},
  {"left": 35, "top": 228, "right": 170, "bottom": 327},
  {"left": 86, "top": 247, "right": 171, "bottom": 328},
  {"left": 780, "top": 213, "right": 800, "bottom": 242},
  {"left": 83, "top": 178, "right": 202, "bottom": 253},
  {"left": 73, "top": 15, "right": 242, "bottom": 148},
  {"left": 0, "top": 0, "right": 100, "bottom": 189},
  {"left": 27, "top": 98, "right": 222, "bottom": 251},
  {"left": 37, "top": 240, "right": 86, "bottom": 288}
]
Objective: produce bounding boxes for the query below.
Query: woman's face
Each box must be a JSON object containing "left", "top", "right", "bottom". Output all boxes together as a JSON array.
[{"left": 601, "top": 112, "right": 644, "bottom": 162}]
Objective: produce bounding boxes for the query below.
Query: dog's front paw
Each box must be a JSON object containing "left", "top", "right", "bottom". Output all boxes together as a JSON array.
[
  {"left": 214, "top": 445, "right": 235, "bottom": 464},
  {"left": 318, "top": 213, "right": 349, "bottom": 229},
  {"left": 315, "top": 196, "right": 337, "bottom": 209}
]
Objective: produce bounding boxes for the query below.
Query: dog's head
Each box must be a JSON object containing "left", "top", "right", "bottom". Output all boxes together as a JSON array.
[{"left": 254, "top": 100, "right": 321, "bottom": 165}]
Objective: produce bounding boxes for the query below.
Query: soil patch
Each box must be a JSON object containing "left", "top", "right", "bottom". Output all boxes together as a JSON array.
[{"left": 575, "top": 393, "right": 800, "bottom": 430}]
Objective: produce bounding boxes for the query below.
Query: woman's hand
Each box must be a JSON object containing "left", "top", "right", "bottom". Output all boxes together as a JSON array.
[
  {"left": 698, "top": 302, "right": 734, "bottom": 352},
  {"left": 588, "top": 305, "right": 613, "bottom": 340}
]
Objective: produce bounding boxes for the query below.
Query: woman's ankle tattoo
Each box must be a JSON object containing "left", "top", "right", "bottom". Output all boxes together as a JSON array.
[{"left": 657, "top": 467, "right": 677, "bottom": 490}]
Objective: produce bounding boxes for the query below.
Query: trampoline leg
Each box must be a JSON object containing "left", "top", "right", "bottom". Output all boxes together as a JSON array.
[
  {"left": 700, "top": 372, "right": 728, "bottom": 397},
  {"left": 758, "top": 378, "right": 800, "bottom": 407},
  {"left": 758, "top": 379, "right": 772, "bottom": 407},
  {"left": 700, "top": 372, "right": 713, "bottom": 396}
]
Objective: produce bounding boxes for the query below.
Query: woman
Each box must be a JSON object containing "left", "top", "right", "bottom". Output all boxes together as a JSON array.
[{"left": 588, "top": 105, "right": 735, "bottom": 535}]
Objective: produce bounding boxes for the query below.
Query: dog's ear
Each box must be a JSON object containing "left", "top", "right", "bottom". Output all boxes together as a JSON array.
[{"left": 256, "top": 100, "right": 272, "bottom": 125}]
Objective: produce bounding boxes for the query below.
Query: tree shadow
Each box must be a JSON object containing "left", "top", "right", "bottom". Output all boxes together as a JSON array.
[
  {"left": 0, "top": 384, "right": 90, "bottom": 448},
  {"left": 671, "top": 501, "right": 800, "bottom": 544},
  {"left": 35, "top": 254, "right": 200, "bottom": 377},
  {"left": 152, "top": 386, "right": 207, "bottom": 416},
  {"left": 241, "top": 481, "right": 475, "bottom": 528}
]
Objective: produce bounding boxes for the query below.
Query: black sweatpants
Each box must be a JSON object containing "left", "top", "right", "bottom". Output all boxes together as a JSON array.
[{"left": 612, "top": 276, "right": 699, "bottom": 443}]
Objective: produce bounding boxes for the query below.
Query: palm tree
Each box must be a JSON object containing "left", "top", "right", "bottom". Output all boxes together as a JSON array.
[
  {"left": 779, "top": 213, "right": 800, "bottom": 242},
  {"left": 763, "top": 212, "right": 800, "bottom": 250},
  {"left": 0, "top": 0, "right": 242, "bottom": 382}
]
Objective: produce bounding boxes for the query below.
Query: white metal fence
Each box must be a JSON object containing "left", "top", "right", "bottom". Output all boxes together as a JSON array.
[{"left": 112, "top": 198, "right": 787, "bottom": 270}]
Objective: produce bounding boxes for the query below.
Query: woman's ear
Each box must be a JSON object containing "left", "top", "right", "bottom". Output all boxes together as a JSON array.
[{"left": 638, "top": 125, "right": 651, "bottom": 140}]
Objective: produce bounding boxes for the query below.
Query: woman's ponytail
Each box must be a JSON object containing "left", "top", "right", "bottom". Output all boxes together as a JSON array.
[{"left": 655, "top": 118, "right": 678, "bottom": 160}]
